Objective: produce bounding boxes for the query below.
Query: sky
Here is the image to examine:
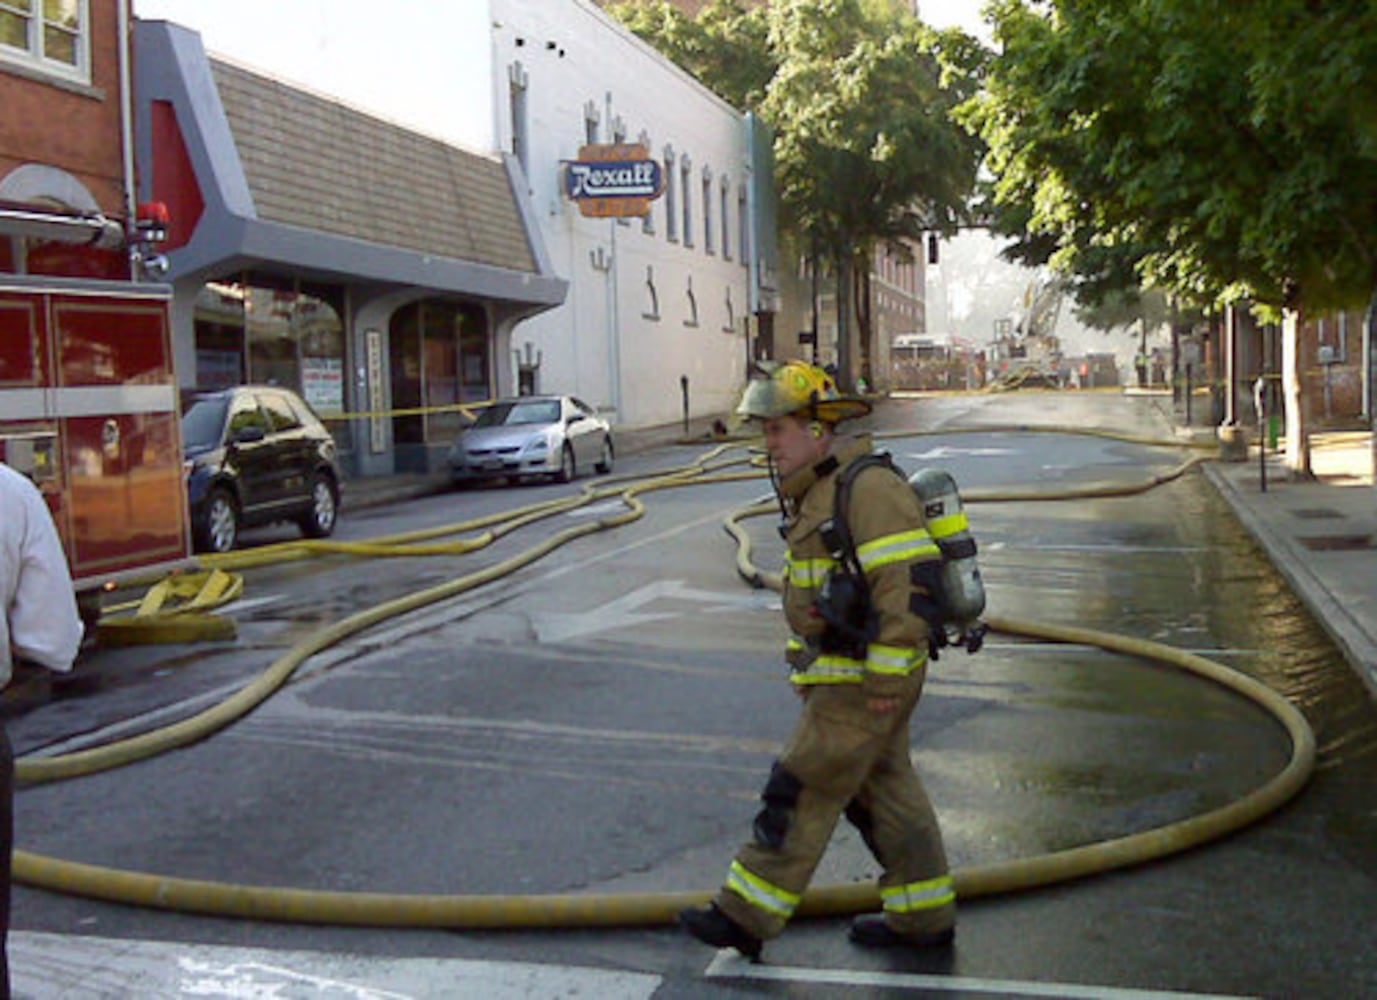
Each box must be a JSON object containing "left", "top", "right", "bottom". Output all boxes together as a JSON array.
[
  {"left": 131, "top": 0, "right": 995, "bottom": 151},
  {"left": 133, "top": 1, "right": 995, "bottom": 87},
  {"left": 917, "top": 0, "right": 995, "bottom": 42}
]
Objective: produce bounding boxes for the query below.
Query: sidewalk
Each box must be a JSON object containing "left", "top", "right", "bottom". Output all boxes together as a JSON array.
[{"left": 1204, "top": 428, "right": 1377, "bottom": 696}]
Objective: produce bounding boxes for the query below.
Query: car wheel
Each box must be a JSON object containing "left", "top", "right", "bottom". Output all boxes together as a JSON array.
[
  {"left": 595, "top": 437, "right": 614, "bottom": 474},
  {"left": 298, "top": 474, "right": 338, "bottom": 538},
  {"left": 197, "top": 488, "right": 239, "bottom": 554},
  {"left": 556, "top": 444, "right": 575, "bottom": 483}
]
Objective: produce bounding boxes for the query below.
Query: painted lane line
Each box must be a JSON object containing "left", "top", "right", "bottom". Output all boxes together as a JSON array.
[
  {"left": 704, "top": 952, "right": 1257, "bottom": 999},
  {"left": 11, "top": 931, "right": 661, "bottom": 1000}
]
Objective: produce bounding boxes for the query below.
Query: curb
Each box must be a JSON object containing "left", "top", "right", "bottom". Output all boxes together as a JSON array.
[{"left": 1203, "top": 462, "right": 1377, "bottom": 698}]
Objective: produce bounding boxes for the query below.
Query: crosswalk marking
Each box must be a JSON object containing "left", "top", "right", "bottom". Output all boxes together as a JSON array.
[
  {"left": 11, "top": 931, "right": 662, "bottom": 999},
  {"left": 705, "top": 951, "right": 1258, "bottom": 999}
]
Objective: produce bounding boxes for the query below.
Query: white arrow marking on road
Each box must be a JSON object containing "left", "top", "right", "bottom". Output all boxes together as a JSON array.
[
  {"left": 563, "top": 498, "right": 628, "bottom": 518},
  {"left": 533, "top": 578, "right": 769, "bottom": 644},
  {"left": 11, "top": 931, "right": 661, "bottom": 999},
  {"left": 907, "top": 445, "right": 1016, "bottom": 461}
]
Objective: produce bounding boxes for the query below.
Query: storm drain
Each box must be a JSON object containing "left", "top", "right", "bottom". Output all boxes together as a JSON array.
[
  {"left": 1289, "top": 507, "right": 1345, "bottom": 520},
  {"left": 1297, "top": 534, "right": 1374, "bottom": 552}
]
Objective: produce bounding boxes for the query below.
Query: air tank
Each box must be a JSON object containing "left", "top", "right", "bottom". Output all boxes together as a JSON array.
[{"left": 908, "top": 467, "right": 986, "bottom": 626}]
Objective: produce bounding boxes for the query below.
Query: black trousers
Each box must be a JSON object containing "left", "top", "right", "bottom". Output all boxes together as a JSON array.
[{"left": 1, "top": 724, "right": 12, "bottom": 1000}]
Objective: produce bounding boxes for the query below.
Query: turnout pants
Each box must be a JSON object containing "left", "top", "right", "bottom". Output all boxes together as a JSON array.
[{"left": 714, "top": 670, "right": 954, "bottom": 941}]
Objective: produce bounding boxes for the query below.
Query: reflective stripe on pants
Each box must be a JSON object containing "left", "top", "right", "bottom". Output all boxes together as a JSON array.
[{"left": 714, "top": 673, "right": 953, "bottom": 941}]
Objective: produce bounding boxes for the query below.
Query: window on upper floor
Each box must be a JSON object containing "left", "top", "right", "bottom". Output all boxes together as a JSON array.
[
  {"left": 0, "top": 0, "right": 90, "bottom": 83},
  {"left": 738, "top": 187, "right": 749, "bottom": 269},
  {"left": 681, "top": 155, "right": 693, "bottom": 248},
  {"left": 508, "top": 62, "right": 529, "bottom": 180},
  {"left": 702, "top": 167, "right": 714, "bottom": 255},
  {"left": 640, "top": 131, "right": 656, "bottom": 236},
  {"left": 664, "top": 147, "right": 678, "bottom": 243},
  {"left": 684, "top": 275, "right": 698, "bottom": 328},
  {"left": 643, "top": 265, "right": 660, "bottom": 321},
  {"left": 720, "top": 177, "right": 731, "bottom": 261},
  {"left": 584, "top": 101, "right": 601, "bottom": 145}
]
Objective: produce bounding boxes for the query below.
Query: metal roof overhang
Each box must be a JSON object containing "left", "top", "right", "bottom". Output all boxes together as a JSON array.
[{"left": 170, "top": 214, "right": 567, "bottom": 309}]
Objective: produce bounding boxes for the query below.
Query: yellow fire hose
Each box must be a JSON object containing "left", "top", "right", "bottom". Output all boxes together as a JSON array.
[{"left": 12, "top": 432, "right": 1316, "bottom": 928}]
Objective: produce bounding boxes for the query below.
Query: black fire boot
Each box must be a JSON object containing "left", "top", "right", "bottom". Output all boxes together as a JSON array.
[
  {"left": 848, "top": 913, "right": 955, "bottom": 950},
  {"left": 678, "top": 903, "right": 763, "bottom": 960}
]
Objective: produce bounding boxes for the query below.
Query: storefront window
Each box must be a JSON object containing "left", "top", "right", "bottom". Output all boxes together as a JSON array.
[
  {"left": 247, "top": 283, "right": 298, "bottom": 390},
  {"left": 193, "top": 282, "right": 246, "bottom": 388},
  {"left": 193, "top": 273, "right": 345, "bottom": 413}
]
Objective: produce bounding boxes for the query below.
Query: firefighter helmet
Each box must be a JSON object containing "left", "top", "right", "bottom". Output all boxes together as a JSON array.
[{"left": 735, "top": 361, "right": 872, "bottom": 424}]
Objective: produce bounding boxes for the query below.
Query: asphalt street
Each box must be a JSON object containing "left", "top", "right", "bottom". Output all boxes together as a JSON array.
[{"left": 6, "top": 391, "right": 1375, "bottom": 999}]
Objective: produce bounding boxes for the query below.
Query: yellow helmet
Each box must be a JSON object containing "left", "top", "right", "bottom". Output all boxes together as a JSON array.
[{"left": 735, "top": 361, "right": 872, "bottom": 424}]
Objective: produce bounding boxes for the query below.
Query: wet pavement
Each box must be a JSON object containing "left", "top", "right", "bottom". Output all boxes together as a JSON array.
[
  {"left": 6, "top": 390, "right": 1377, "bottom": 998},
  {"left": 343, "top": 394, "right": 1377, "bottom": 700}
]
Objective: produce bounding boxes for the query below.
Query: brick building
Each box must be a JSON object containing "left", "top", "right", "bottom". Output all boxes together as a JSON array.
[{"left": 1, "top": 0, "right": 132, "bottom": 279}]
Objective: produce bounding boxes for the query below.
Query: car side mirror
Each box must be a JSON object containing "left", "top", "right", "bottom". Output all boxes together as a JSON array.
[
  {"left": 567, "top": 413, "right": 585, "bottom": 426},
  {"left": 233, "top": 425, "right": 267, "bottom": 444}
]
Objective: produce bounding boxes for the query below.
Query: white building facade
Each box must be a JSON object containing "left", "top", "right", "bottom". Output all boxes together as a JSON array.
[{"left": 488, "top": 0, "right": 764, "bottom": 426}]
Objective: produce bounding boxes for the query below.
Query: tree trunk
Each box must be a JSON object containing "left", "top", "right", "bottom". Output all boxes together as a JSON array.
[
  {"left": 853, "top": 252, "right": 873, "bottom": 390},
  {"left": 1170, "top": 300, "right": 1182, "bottom": 405},
  {"left": 1222, "top": 305, "right": 1238, "bottom": 426},
  {"left": 835, "top": 251, "right": 853, "bottom": 391},
  {"left": 809, "top": 241, "right": 820, "bottom": 366},
  {"left": 1281, "top": 306, "right": 1312, "bottom": 479},
  {"left": 1363, "top": 283, "right": 1376, "bottom": 420}
]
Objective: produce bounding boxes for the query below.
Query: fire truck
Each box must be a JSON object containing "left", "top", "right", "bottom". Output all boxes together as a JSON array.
[{"left": 0, "top": 274, "right": 192, "bottom": 624}]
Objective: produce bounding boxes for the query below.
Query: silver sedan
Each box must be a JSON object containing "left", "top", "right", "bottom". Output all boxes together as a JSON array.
[{"left": 447, "top": 395, "right": 614, "bottom": 485}]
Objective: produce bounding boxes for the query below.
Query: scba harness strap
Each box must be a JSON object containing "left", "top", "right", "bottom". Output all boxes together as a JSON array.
[
  {"left": 815, "top": 454, "right": 894, "bottom": 659},
  {"left": 819, "top": 453, "right": 986, "bottom": 661}
]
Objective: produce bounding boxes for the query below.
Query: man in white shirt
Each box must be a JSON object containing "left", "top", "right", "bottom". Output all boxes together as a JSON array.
[{"left": 1, "top": 462, "right": 83, "bottom": 999}]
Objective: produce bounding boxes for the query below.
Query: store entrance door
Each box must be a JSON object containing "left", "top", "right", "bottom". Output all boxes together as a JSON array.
[{"left": 388, "top": 299, "right": 489, "bottom": 471}]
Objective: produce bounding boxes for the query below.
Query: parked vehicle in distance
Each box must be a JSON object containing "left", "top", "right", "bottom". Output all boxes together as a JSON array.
[
  {"left": 181, "top": 386, "right": 342, "bottom": 553},
  {"left": 448, "top": 395, "right": 613, "bottom": 486}
]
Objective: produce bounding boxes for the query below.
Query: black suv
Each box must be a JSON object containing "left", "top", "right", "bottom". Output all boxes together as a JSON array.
[{"left": 182, "top": 386, "right": 342, "bottom": 553}]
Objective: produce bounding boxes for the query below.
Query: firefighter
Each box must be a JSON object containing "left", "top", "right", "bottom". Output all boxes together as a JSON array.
[{"left": 679, "top": 361, "right": 955, "bottom": 958}]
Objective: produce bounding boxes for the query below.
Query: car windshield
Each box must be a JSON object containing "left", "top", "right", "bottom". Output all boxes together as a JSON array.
[
  {"left": 473, "top": 400, "right": 561, "bottom": 428},
  {"left": 181, "top": 397, "right": 229, "bottom": 450}
]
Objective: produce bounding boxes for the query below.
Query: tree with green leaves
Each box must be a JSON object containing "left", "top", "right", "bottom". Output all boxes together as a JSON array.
[
  {"left": 607, "top": 1, "right": 775, "bottom": 111},
  {"left": 611, "top": 0, "right": 987, "bottom": 389},
  {"left": 964, "top": 0, "right": 1377, "bottom": 475}
]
